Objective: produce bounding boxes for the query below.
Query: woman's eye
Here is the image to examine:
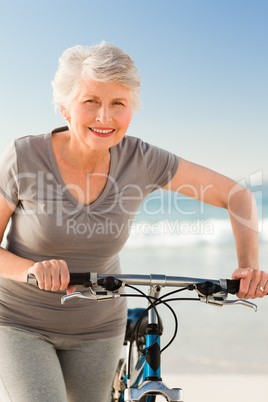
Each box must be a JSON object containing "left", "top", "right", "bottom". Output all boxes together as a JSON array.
[{"left": 114, "top": 101, "right": 124, "bottom": 106}]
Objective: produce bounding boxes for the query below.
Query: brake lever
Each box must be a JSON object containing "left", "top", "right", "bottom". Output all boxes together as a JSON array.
[
  {"left": 223, "top": 299, "right": 257, "bottom": 311},
  {"left": 199, "top": 295, "right": 257, "bottom": 311},
  {"left": 61, "top": 288, "right": 121, "bottom": 304},
  {"left": 61, "top": 292, "right": 98, "bottom": 304}
]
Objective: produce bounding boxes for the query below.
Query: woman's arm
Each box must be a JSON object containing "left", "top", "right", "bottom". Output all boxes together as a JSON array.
[
  {"left": 0, "top": 195, "right": 34, "bottom": 282},
  {"left": 163, "top": 158, "right": 267, "bottom": 299},
  {"left": 0, "top": 194, "right": 70, "bottom": 291}
]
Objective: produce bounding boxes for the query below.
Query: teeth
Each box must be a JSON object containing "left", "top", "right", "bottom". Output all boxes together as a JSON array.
[{"left": 91, "top": 128, "right": 114, "bottom": 134}]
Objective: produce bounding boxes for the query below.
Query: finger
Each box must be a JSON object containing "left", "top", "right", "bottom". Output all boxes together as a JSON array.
[
  {"left": 50, "top": 260, "right": 62, "bottom": 291},
  {"left": 58, "top": 260, "right": 70, "bottom": 291},
  {"left": 255, "top": 272, "right": 268, "bottom": 299},
  {"left": 256, "top": 285, "right": 266, "bottom": 298},
  {"left": 48, "top": 260, "right": 69, "bottom": 292},
  {"left": 42, "top": 260, "right": 56, "bottom": 291},
  {"left": 66, "top": 285, "right": 76, "bottom": 295},
  {"left": 232, "top": 268, "right": 249, "bottom": 280},
  {"left": 232, "top": 268, "right": 252, "bottom": 298},
  {"left": 246, "top": 270, "right": 261, "bottom": 299}
]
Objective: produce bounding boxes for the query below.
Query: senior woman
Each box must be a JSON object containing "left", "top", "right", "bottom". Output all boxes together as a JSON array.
[{"left": 0, "top": 41, "right": 266, "bottom": 402}]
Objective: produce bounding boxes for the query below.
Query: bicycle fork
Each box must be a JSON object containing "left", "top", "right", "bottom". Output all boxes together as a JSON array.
[{"left": 124, "top": 285, "right": 183, "bottom": 402}]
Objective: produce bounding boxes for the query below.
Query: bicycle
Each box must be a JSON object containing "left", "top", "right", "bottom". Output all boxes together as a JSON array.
[{"left": 28, "top": 273, "right": 258, "bottom": 401}]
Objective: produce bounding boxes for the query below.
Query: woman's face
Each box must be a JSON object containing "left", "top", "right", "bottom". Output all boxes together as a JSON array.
[{"left": 63, "top": 80, "right": 133, "bottom": 152}]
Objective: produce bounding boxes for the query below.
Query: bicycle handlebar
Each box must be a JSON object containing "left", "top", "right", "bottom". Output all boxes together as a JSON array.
[
  {"left": 67, "top": 272, "right": 240, "bottom": 295},
  {"left": 28, "top": 272, "right": 240, "bottom": 294},
  {"left": 27, "top": 272, "right": 260, "bottom": 311}
]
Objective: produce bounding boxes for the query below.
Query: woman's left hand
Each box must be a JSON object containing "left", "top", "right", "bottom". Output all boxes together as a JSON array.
[{"left": 232, "top": 268, "right": 268, "bottom": 299}]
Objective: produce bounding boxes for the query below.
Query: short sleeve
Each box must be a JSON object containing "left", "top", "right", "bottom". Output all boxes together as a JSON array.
[
  {"left": 0, "top": 140, "right": 19, "bottom": 204},
  {"left": 140, "top": 141, "right": 179, "bottom": 189}
]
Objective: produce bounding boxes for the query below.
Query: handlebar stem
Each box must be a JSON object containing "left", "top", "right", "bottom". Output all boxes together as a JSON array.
[{"left": 148, "top": 285, "right": 162, "bottom": 325}]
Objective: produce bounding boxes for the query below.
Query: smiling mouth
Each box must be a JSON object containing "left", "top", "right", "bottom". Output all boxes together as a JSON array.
[{"left": 89, "top": 127, "right": 115, "bottom": 136}]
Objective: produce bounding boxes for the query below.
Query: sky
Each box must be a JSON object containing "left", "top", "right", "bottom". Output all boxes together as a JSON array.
[{"left": 0, "top": 0, "right": 267, "bottom": 183}]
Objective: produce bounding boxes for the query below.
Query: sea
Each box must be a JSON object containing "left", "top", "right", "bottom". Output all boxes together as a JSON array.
[{"left": 120, "top": 184, "right": 268, "bottom": 376}]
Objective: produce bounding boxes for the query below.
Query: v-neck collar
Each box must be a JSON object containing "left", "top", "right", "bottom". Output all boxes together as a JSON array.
[{"left": 45, "top": 129, "right": 117, "bottom": 211}]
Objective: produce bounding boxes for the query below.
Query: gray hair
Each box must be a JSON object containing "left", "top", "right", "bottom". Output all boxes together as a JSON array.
[{"left": 52, "top": 41, "right": 141, "bottom": 111}]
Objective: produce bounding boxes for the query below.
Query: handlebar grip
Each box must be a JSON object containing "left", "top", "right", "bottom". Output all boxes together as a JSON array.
[
  {"left": 27, "top": 273, "right": 92, "bottom": 288},
  {"left": 69, "top": 272, "right": 92, "bottom": 287},
  {"left": 226, "top": 279, "right": 240, "bottom": 294}
]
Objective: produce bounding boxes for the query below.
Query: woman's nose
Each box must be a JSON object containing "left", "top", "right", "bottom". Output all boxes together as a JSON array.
[{"left": 95, "top": 104, "right": 112, "bottom": 124}]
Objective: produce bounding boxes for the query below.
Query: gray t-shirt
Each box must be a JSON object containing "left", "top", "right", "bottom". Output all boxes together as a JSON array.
[{"left": 0, "top": 127, "right": 179, "bottom": 339}]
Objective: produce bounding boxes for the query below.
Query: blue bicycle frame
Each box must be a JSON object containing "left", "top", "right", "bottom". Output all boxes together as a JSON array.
[
  {"left": 124, "top": 285, "right": 183, "bottom": 402},
  {"left": 123, "top": 322, "right": 162, "bottom": 401}
]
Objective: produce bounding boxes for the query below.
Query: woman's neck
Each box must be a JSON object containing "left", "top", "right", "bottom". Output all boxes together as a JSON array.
[{"left": 52, "top": 129, "right": 111, "bottom": 173}]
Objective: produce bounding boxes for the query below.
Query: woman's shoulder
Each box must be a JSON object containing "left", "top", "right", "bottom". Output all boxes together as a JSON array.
[
  {"left": 116, "top": 135, "right": 169, "bottom": 158},
  {"left": 116, "top": 135, "right": 152, "bottom": 154},
  {"left": 10, "top": 128, "right": 62, "bottom": 169},
  {"left": 14, "top": 126, "right": 68, "bottom": 154},
  {"left": 14, "top": 131, "right": 49, "bottom": 152}
]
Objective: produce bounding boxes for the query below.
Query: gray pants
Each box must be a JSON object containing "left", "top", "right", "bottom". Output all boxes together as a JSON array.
[{"left": 0, "top": 326, "right": 124, "bottom": 402}]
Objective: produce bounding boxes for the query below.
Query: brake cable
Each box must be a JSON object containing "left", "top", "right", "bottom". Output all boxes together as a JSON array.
[{"left": 123, "top": 284, "right": 200, "bottom": 380}]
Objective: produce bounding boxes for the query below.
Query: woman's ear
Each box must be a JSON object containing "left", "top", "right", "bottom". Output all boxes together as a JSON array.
[{"left": 60, "top": 105, "right": 70, "bottom": 121}]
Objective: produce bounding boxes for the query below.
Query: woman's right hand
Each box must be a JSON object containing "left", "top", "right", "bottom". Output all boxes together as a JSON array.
[{"left": 27, "top": 259, "right": 71, "bottom": 292}]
